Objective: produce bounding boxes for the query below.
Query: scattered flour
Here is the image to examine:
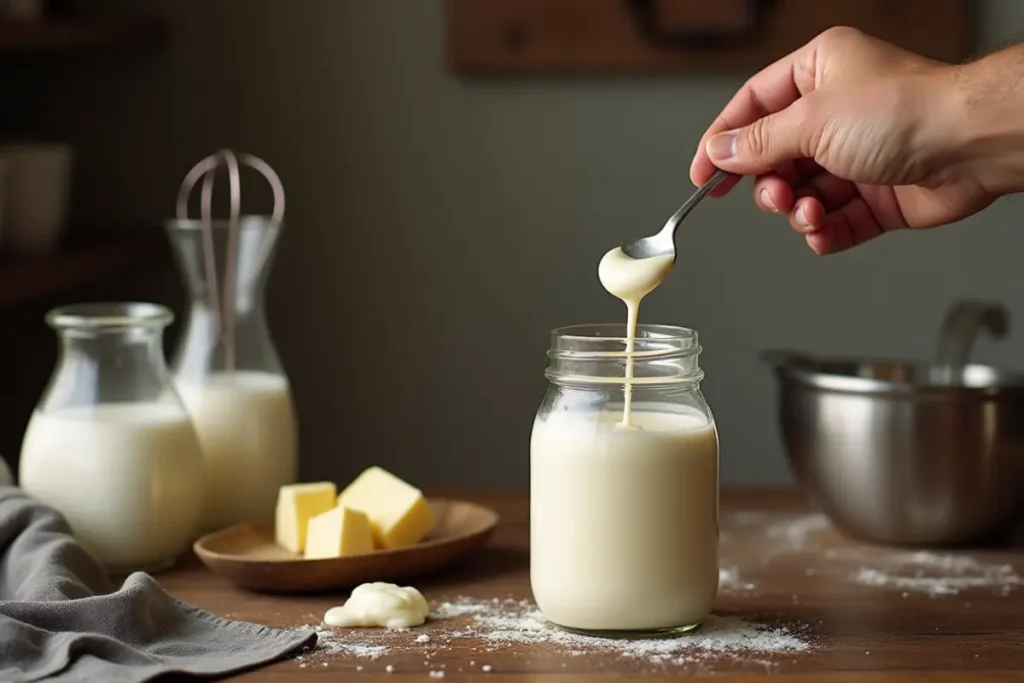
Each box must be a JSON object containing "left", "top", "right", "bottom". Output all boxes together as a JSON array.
[
  {"left": 431, "top": 600, "right": 493, "bottom": 619},
  {"left": 728, "top": 511, "right": 831, "bottom": 553},
  {"left": 292, "top": 514, "right": 1019, "bottom": 674},
  {"left": 302, "top": 628, "right": 389, "bottom": 659},
  {"left": 719, "top": 565, "right": 756, "bottom": 592},
  {"left": 764, "top": 514, "right": 831, "bottom": 549},
  {"left": 300, "top": 596, "right": 812, "bottom": 672},
  {"left": 853, "top": 552, "right": 1023, "bottom": 597},
  {"left": 455, "top": 598, "right": 809, "bottom": 666},
  {"left": 729, "top": 511, "right": 770, "bottom": 525}
]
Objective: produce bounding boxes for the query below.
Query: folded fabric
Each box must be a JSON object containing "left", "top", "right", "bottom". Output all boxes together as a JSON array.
[{"left": 0, "top": 487, "right": 316, "bottom": 682}]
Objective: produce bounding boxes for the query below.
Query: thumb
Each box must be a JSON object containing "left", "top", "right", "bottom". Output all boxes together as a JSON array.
[{"left": 705, "top": 104, "right": 818, "bottom": 175}]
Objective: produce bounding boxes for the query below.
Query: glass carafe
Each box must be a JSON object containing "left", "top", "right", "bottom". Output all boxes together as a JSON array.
[
  {"left": 19, "top": 303, "right": 205, "bottom": 574},
  {"left": 530, "top": 323, "right": 719, "bottom": 638},
  {"left": 165, "top": 214, "right": 298, "bottom": 532}
]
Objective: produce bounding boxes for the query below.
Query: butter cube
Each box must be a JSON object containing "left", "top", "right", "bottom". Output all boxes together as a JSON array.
[
  {"left": 304, "top": 506, "right": 374, "bottom": 559},
  {"left": 275, "top": 482, "right": 337, "bottom": 553},
  {"left": 337, "top": 466, "right": 435, "bottom": 549}
]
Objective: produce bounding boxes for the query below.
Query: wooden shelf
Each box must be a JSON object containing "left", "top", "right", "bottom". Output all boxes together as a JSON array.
[
  {"left": 0, "top": 233, "right": 169, "bottom": 309},
  {"left": 0, "top": 17, "right": 167, "bottom": 52}
]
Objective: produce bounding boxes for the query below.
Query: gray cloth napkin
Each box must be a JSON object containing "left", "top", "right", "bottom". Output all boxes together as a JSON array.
[{"left": 0, "top": 487, "right": 316, "bottom": 682}]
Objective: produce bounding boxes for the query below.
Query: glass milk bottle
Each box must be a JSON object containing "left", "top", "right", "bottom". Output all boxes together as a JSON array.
[
  {"left": 530, "top": 323, "right": 719, "bottom": 637},
  {"left": 167, "top": 150, "right": 297, "bottom": 532},
  {"left": 19, "top": 303, "right": 205, "bottom": 573}
]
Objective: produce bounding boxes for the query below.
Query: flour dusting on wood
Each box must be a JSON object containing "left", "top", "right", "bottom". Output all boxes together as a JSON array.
[
  {"left": 297, "top": 597, "right": 812, "bottom": 673},
  {"left": 728, "top": 510, "right": 832, "bottom": 552},
  {"left": 852, "top": 551, "right": 1023, "bottom": 596},
  {"left": 719, "top": 565, "right": 756, "bottom": 592}
]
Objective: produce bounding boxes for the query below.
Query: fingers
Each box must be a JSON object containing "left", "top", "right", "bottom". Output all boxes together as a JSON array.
[
  {"left": 790, "top": 196, "right": 825, "bottom": 235},
  {"left": 690, "top": 40, "right": 819, "bottom": 188},
  {"left": 795, "top": 173, "right": 859, "bottom": 212},
  {"left": 753, "top": 173, "right": 794, "bottom": 213},
  {"left": 755, "top": 171, "right": 890, "bottom": 255},
  {"left": 754, "top": 168, "right": 853, "bottom": 216},
  {"left": 801, "top": 197, "right": 887, "bottom": 255}
]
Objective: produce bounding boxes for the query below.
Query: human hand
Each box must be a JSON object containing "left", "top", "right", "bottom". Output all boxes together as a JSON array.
[{"left": 690, "top": 27, "right": 999, "bottom": 255}]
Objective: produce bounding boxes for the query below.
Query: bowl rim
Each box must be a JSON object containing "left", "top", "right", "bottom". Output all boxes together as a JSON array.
[{"left": 762, "top": 350, "right": 1024, "bottom": 397}]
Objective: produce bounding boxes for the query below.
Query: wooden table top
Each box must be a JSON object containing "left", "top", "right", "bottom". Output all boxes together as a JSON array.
[{"left": 160, "top": 490, "right": 1024, "bottom": 681}]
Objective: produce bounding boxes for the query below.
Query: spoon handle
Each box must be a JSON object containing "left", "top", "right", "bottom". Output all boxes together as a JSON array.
[{"left": 661, "top": 169, "right": 731, "bottom": 236}]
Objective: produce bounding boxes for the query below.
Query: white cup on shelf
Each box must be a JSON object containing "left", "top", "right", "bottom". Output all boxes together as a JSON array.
[{"left": 1, "top": 143, "right": 74, "bottom": 255}]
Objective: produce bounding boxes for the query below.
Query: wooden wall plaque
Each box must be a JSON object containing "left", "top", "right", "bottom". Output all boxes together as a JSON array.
[{"left": 446, "top": 0, "right": 972, "bottom": 76}]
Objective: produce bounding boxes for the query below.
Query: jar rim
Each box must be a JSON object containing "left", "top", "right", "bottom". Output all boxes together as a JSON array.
[
  {"left": 47, "top": 302, "right": 174, "bottom": 330},
  {"left": 550, "top": 323, "right": 699, "bottom": 360},
  {"left": 546, "top": 323, "right": 703, "bottom": 385},
  {"left": 552, "top": 321, "right": 696, "bottom": 339},
  {"left": 165, "top": 214, "right": 283, "bottom": 232}
]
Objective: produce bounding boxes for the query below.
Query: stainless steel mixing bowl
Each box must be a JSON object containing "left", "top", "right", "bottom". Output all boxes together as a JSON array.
[{"left": 763, "top": 301, "right": 1024, "bottom": 547}]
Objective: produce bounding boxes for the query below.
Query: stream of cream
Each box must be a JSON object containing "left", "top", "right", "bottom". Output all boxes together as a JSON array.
[{"left": 596, "top": 248, "right": 675, "bottom": 426}]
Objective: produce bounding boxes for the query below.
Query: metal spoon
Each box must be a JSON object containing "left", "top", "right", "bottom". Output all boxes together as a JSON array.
[{"left": 621, "top": 169, "right": 731, "bottom": 260}]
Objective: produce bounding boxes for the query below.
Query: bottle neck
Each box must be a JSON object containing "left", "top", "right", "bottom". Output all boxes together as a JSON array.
[
  {"left": 166, "top": 217, "right": 283, "bottom": 379},
  {"left": 166, "top": 216, "right": 279, "bottom": 313},
  {"left": 45, "top": 328, "right": 174, "bottom": 410},
  {"left": 185, "top": 298, "right": 268, "bottom": 328},
  {"left": 172, "top": 302, "right": 282, "bottom": 379}
]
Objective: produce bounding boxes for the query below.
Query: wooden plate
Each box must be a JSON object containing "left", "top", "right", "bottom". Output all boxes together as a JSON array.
[{"left": 193, "top": 498, "right": 499, "bottom": 593}]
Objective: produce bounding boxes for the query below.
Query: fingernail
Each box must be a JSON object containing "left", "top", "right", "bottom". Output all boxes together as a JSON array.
[
  {"left": 795, "top": 206, "right": 809, "bottom": 227},
  {"left": 760, "top": 189, "right": 778, "bottom": 213},
  {"left": 706, "top": 133, "right": 737, "bottom": 161}
]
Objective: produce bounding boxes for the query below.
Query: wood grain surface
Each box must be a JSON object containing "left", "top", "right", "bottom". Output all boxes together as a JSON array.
[{"left": 160, "top": 490, "right": 1024, "bottom": 681}]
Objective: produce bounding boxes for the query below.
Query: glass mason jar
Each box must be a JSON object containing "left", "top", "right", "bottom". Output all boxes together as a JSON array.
[
  {"left": 166, "top": 215, "right": 298, "bottom": 532},
  {"left": 530, "top": 323, "right": 719, "bottom": 638},
  {"left": 19, "top": 303, "right": 205, "bottom": 574}
]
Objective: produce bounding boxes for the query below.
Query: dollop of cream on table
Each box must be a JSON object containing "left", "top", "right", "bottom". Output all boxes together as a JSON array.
[
  {"left": 597, "top": 247, "right": 675, "bottom": 426},
  {"left": 323, "top": 582, "right": 430, "bottom": 629}
]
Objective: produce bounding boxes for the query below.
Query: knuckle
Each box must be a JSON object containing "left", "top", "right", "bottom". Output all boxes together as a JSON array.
[
  {"left": 811, "top": 116, "right": 837, "bottom": 165},
  {"left": 789, "top": 99, "right": 824, "bottom": 156},
  {"left": 817, "top": 25, "right": 863, "bottom": 49},
  {"left": 746, "top": 117, "right": 771, "bottom": 158}
]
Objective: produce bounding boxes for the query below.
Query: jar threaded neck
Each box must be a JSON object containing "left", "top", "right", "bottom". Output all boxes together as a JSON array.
[{"left": 545, "top": 323, "right": 704, "bottom": 385}]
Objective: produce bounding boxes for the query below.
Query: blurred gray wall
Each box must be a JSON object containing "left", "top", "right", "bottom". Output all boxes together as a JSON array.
[{"left": 13, "top": 0, "right": 1024, "bottom": 487}]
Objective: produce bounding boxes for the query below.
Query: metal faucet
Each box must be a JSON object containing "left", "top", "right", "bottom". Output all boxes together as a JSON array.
[{"left": 934, "top": 300, "right": 1009, "bottom": 385}]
